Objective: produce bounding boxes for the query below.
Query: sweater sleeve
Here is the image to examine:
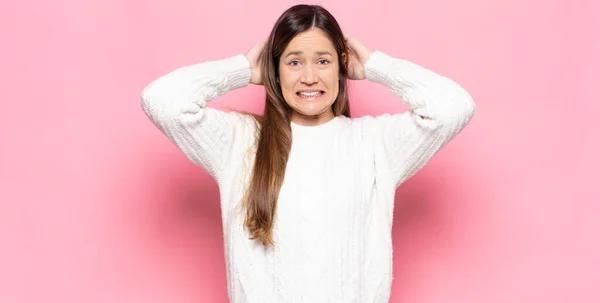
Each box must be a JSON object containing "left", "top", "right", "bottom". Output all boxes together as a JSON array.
[
  {"left": 140, "top": 54, "right": 253, "bottom": 181},
  {"left": 364, "top": 51, "right": 476, "bottom": 188}
]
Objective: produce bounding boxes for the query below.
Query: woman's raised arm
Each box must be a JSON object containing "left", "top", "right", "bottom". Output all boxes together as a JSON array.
[
  {"left": 364, "top": 50, "right": 476, "bottom": 188},
  {"left": 140, "top": 53, "right": 253, "bottom": 181}
]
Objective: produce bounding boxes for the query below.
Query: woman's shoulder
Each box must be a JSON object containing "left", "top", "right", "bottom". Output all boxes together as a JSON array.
[
  {"left": 205, "top": 107, "right": 260, "bottom": 130},
  {"left": 337, "top": 113, "right": 392, "bottom": 130},
  {"left": 330, "top": 115, "right": 389, "bottom": 143}
]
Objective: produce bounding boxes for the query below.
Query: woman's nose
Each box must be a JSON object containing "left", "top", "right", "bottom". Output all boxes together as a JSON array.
[{"left": 300, "top": 66, "right": 318, "bottom": 84}]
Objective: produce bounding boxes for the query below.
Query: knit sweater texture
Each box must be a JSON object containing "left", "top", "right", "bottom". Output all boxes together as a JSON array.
[{"left": 140, "top": 50, "right": 475, "bottom": 303}]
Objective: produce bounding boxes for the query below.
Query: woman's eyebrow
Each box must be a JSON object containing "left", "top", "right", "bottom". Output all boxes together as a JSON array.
[{"left": 284, "top": 50, "right": 333, "bottom": 58}]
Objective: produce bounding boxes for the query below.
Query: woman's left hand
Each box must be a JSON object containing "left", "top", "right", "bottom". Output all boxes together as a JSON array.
[{"left": 345, "top": 36, "right": 373, "bottom": 80}]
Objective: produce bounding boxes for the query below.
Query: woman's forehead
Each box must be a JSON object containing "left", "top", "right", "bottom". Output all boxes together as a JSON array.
[{"left": 283, "top": 28, "right": 336, "bottom": 55}]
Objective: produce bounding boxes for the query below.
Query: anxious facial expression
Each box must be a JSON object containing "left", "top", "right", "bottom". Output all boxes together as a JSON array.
[{"left": 278, "top": 28, "right": 341, "bottom": 125}]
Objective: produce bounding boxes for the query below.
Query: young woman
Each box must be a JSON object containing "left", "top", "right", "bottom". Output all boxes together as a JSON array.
[{"left": 141, "top": 4, "right": 475, "bottom": 302}]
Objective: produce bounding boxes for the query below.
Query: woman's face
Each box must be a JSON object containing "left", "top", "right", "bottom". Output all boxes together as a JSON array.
[{"left": 278, "top": 28, "right": 342, "bottom": 126}]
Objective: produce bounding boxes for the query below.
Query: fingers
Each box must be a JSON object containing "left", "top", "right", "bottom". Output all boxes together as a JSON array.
[
  {"left": 344, "top": 35, "right": 357, "bottom": 54},
  {"left": 259, "top": 40, "right": 267, "bottom": 60}
]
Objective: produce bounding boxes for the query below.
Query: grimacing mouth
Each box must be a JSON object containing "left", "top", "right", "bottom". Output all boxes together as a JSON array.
[{"left": 296, "top": 89, "right": 325, "bottom": 96}]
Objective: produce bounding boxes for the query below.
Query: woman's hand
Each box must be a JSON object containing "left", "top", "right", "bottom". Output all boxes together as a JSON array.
[
  {"left": 245, "top": 40, "right": 266, "bottom": 85},
  {"left": 345, "top": 36, "right": 373, "bottom": 80}
]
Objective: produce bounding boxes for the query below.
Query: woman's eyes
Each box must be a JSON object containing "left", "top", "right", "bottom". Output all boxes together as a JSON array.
[{"left": 289, "top": 59, "right": 330, "bottom": 66}]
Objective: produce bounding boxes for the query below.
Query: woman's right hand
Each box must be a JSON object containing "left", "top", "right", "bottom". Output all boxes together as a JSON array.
[{"left": 245, "top": 40, "right": 266, "bottom": 85}]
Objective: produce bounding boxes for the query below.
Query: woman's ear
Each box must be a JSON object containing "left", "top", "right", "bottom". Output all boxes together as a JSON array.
[{"left": 341, "top": 52, "right": 347, "bottom": 65}]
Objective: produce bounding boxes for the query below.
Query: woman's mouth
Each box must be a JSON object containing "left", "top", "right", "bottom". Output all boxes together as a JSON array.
[{"left": 296, "top": 90, "right": 325, "bottom": 101}]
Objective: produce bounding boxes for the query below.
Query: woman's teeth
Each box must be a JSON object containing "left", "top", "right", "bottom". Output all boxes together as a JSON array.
[{"left": 297, "top": 91, "right": 323, "bottom": 98}]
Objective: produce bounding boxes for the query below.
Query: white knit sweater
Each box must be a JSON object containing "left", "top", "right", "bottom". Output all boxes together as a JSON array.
[{"left": 140, "top": 50, "right": 475, "bottom": 302}]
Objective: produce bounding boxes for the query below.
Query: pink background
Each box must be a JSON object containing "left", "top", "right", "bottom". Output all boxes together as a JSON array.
[{"left": 1, "top": 0, "right": 599, "bottom": 302}]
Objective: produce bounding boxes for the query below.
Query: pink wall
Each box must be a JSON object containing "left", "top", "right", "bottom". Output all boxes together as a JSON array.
[{"left": 1, "top": 0, "right": 598, "bottom": 302}]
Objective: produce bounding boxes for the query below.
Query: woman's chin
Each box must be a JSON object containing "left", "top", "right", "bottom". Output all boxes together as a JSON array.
[
  {"left": 285, "top": 95, "right": 335, "bottom": 118},
  {"left": 291, "top": 104, "right": 334, "bottom": 119}
]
